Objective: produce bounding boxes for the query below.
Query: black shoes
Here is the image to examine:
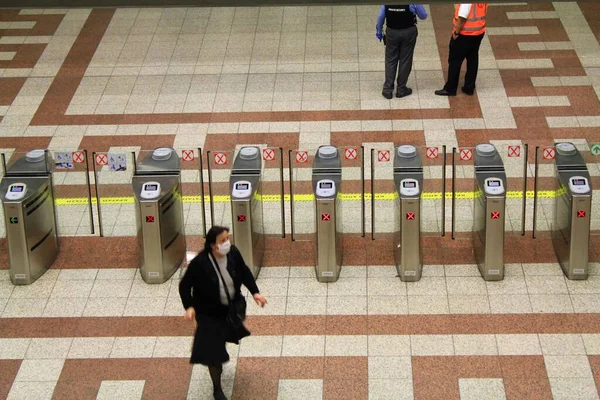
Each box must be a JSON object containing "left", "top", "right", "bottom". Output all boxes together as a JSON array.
[
  {"left": 434, "top": 89, "right": 456, "bottom": 96},
  {"left": 383, "top": 88, "right": 413, "bottom": 99},
  {"left": 396, "top": 88, "right": 413, "bottom": 98},
  {"left": 434, "top": 88, "right": 474, "bottom": 96},
  {"left": 214, "top": 389, "right": 227, "bottom": 400}
]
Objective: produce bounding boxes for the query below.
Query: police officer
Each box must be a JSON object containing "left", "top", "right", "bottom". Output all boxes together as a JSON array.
[
  {"left": 376, "top": 4, "right": 428, "bottom": 99},
  {"left": 435, "top": 3, "right": 489, "bottom": 96}
]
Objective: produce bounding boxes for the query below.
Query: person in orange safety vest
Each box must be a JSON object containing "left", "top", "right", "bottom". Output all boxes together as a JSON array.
[{"left": 435, "top": 3, "right": 489, "bottom": 96}]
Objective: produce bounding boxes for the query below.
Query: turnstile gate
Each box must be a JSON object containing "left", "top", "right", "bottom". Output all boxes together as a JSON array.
[
  {"left": 552, "top": 142, "right": 592, "bottom": 280},
  {"left": 312, "top": 146, "right": 342, "bottom": 282},
  {"left": 230, "top": 146, "right": 264, "bottom": 279},
  {"left": 132, "top": 148, "right": 185, "bottom": 284},
  {"left": 393, "top": 145, "right": 423, "bottom": 281},
  {"left": 473, "top": 144, "right": 506, "bottom": 281},
  {"left": 0, "top": 150, "right": 58, "bottom": 285}
]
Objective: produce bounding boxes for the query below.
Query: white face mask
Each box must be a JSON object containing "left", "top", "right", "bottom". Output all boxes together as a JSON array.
[{"left": 216, "top": 240, "right": 231, "bottom": 256}]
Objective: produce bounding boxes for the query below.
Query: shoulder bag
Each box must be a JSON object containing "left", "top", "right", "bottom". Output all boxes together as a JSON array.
[{"left": 209, "top": 253, "right": 250, "bottom": 344}]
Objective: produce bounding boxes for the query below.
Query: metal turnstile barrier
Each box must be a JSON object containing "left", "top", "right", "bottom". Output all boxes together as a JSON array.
[
  {"left": 0, "top": 150, "right": 58, "bottom": 284},
  {"left": 132, "top": 148, "right": 186, "bottom": 284},
  {"left": 552, "top": 143, "right": 592, "bottom": 280},
  {"left": 393, "top": 145, "right": 423, "bottom": 281},
  {"left": 313, "top": 146, "right": 342, "bottom": 282},
  {"left": 473, "top": 144, "right": 506, "bottom": 281},
  {"left": 229, "top": 146, "right": 264, "bottom": 279}
]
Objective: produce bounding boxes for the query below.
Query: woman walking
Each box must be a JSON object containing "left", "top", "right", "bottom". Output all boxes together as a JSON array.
[{"left": 180, "top": 226, "right": 267, "bottom": 400}]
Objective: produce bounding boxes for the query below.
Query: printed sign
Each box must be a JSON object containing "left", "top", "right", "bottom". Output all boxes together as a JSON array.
[
  {"left": 214, "top": 152, "right": 227, "bottom": 165},
  {"left": 345, "top": 147, "right": 357, "bottom": 160},
  {"left": 108, "top": 153, "right": 127, "bottom": 172},
  {"left": 262, "top": 148, "right": 276, "bottom": 161},
  {"left": 543, "top": 147, "right": 555, "bottom": 160},
  {"left": 296, "top": 151, "right": 308, "bottom": 163},
  {"left": 182, "top": 150, "right": 195, "bottom": 162},
  {"left": 460, "top": 149, "right": 472, "bottom": 161},
  {"left": 55, "top": 152, "right": 73, "bottom": 170},
  {"left": 95, "top": 153, "right": 108, "bottom": 166},
  {"left": 426, "top": 147, "right": 439, "bottom": 159},
  {"left": 378, "top": 150, "right": 390, "bottom": 162},
  {"left": 72, "top": 151, "right": 85, "bottom": 164}
]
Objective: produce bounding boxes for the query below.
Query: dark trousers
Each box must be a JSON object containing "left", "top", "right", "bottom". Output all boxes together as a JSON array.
[
  {"left": 383, "top": 25, "right": 418, "bottom": 95},
  {"left": 443, "top": 33, "right": 485, "bottom": 94}
]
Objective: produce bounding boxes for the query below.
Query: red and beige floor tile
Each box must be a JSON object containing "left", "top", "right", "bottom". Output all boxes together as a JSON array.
[{"left": 1, "top": 1, "right": 600, "bottom": 398}]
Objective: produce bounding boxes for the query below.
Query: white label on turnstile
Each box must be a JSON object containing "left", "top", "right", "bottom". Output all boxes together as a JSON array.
[
  {"left": 232, "top": 181, "right": 252, "bottom": 199},
  {"left": 14, "top": 274, "right": 26, "bottom": 279},
  {"left": 404, "top": 271, "right": 416, "bottom": 276},
  {"left": 140, "top": 182, "right": 161, "bottom": 199},
  {"left": 148, "top": 272, "right": 159, "bottom": 277},
  {"left": 315, "top": 179, "right": 336, "bottom": 197},
  {"left": 5, "top": 183, "right": 27, "bottom": 201},
  {"left": 488, "top": 270, "right": 500, "bottom": 275},
  {"left": 574, "top": 269, "right": 586, "bottom": 275},
  {"left": 569, "top": 176, "right": 590, "bottom": 194},
  {"left": 484, "top": 178, "right": 505, "bottom": 195},
  {"left": 321, "top": 271, "right": 333, "bottom": 277},
  {"left": 399, "top": 179, "right": 420, "bottom": 197}
]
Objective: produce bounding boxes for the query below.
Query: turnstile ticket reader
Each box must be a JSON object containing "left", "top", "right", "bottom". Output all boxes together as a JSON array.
[
  {"left": 552, "top": 142, "right": 592, "bottom": 280},
  {"left": 393, "top": 145, "right": 423, "bottom": 282},
  {"left": 0, "top": 150, "right": 58, "bottom": 285},
  {"left": 230, "top": 146, "right": 264, "bottom": 279},
  {"left": 133, "top": 147, "right": 185, "bottom": 284},
  {"left": 312, "top": 146, "right": 343, "bottom": 283},
  {"left": 473, "top": 144, "right": 506, "bottom": 281}
]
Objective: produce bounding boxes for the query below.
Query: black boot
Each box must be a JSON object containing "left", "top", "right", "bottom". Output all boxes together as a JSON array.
[
  {"left": 209, "top": 365, "right": 227, "bottom": 400},
  {"left": 213, "top": 389, "right": 227, "bottom": 400}
]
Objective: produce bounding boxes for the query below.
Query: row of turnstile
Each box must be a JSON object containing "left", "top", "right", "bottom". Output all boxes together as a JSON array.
[{"left": 0, "top": 143, "right": 593, "bottom": 285}]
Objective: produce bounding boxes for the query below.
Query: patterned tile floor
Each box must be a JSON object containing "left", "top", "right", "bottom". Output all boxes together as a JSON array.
[{"left": 2, "top": 2, "right": 600, "bottom": 399}]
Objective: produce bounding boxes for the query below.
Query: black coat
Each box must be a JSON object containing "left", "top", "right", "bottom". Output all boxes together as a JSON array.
[{"left": 179, "top": 245, "right": 260, "bottom": 317}]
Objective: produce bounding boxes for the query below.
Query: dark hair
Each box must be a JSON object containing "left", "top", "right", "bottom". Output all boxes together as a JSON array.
[{"left": 204, "top": 226, "right": 230, "bottom": 253}]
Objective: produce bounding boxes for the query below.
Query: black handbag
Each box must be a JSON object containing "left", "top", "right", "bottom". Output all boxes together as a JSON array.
[{"left": 210, "top": 253, "right": 251, "bottom": 344}]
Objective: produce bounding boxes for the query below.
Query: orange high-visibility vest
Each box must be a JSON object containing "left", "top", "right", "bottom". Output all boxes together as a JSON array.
[{"left": 454, "top": 3, "right": 488, "bottom": 36}]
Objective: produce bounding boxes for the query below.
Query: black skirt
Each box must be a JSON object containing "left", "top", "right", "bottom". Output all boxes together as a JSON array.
[{"left": 191, "top": 308, "right": 230, "bottom": 366}]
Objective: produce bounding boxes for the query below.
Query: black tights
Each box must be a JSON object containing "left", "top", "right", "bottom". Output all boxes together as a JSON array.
[{"left": 208, "top": 365, "right": 223, "bottom": 392}]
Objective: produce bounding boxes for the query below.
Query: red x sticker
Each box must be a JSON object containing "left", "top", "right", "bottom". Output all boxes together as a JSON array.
[
  {"left": 72, "top": 151, "right": 85, "bottom": 164},
  {"left": 577, "top": 211, "right": 586, "bottom": 218},
  {"left": 406, "top": 213, "right": 415, "bottom": 220},
  {"left": 146, "top": 216, "right": 154, "bottom": 223},
  {"left": 262, "top": 148, "right": 275, "bottom": 161},
  {"left": 95, "top": 153, "right": 108, "bottom": 166},
  {"left": 321, "top": 213, "right": 330, "bottom": 221},
  {"left": 491, "top": 212, "right": 500, "bottom": 219},
  {"left": 238, "top": 215, "right": 246, "bottom": 222}
]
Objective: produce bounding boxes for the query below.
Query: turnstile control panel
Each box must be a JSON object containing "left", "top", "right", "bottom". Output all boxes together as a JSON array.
[
  {"left": 140, "top": 182, "right": 161, "bottom": 199},
  {"left": 399, "top": 178, "right": 419, "bottom": 197},
  {"left": 232, "top": 180, "right": 252, "bottom": 199},
  {"left": 569, "top": 176, "right": 590, "bottom": 194},
  {"left": 5, "top": 183, "right": 27, "bottom": 200},
  {"left": 316, "top": 179, "right": 336, "bottom": 198},
  {"left": 484, "top": 178, "right": 505, "bottom": 195}
]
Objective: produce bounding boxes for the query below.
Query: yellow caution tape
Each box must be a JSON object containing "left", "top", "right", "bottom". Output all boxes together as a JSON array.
[{"left": 53, "top": 189, "right": 561, "bottom": 206}]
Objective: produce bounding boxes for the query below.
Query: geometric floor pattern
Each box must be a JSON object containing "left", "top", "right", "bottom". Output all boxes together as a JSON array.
[{"left": 2, "top": 2, "right": 600, "bottom": 399}]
